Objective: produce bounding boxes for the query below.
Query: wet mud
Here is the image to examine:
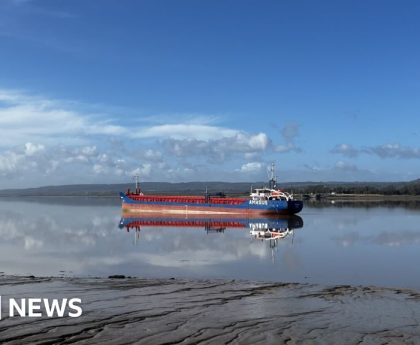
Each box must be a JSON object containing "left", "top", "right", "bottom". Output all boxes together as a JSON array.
[{"left": 0, "top": 276, "right": 419, "bottom": 344}]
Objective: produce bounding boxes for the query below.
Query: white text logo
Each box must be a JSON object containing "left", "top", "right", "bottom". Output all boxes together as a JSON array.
[{"left": 0, "top": 297, "right": 82, "bottom": 319}]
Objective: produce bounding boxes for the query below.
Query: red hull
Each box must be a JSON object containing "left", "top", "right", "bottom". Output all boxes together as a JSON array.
[{"left": 122, "top": 203, "right": 280, "bottom": 217}]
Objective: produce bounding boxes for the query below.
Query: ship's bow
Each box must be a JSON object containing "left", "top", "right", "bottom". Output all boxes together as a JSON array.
[{"left": 288, "top": 200, "right": 303, "bottom": 214}]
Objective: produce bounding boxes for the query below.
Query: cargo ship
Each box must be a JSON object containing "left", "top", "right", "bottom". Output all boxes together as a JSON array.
[{"left": 120, "top": 163, "right": 303, "bottom": 216}]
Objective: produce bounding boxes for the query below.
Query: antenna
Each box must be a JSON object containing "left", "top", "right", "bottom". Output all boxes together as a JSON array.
[
  {"left": 134, "top": 175, "right": 139, "bottom": 194},
  {"left": 269, "top": 162, "right": 277, "bottom": 189},
  {"left": 205, "top": 186, "right": 209, "bottom": 203}
]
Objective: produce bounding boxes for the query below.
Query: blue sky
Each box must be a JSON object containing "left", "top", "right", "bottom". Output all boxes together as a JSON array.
[{"left": 1, "top": 0, "right": 420, "bottom": 188}]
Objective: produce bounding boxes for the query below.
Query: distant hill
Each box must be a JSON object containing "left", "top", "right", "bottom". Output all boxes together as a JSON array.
[
  {"left": 0, "top": 182, "right": 262, "bottom": 197},
  {"left": 0, "top": 179, "right": 419, "bottom": 196},
  {"left": 0, "top": 181, "right": 342, "bottom": 197}
]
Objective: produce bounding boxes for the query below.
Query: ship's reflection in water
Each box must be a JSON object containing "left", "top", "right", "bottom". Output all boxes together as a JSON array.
[
  {"left": 4, "top": 198, "right": 420, "bottom": 287},
  {"left": 119, "top": 215, "right": 304, "bottom": 255}
]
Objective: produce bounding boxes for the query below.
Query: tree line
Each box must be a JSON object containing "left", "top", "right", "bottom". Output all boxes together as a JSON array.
[{"left": 286, "top": 181, "right": 420, "bottom": 195}]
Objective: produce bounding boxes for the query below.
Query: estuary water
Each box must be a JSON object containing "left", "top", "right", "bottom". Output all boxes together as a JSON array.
[{"left": 1, "top": 197, "right": 420, "bottom": 289}]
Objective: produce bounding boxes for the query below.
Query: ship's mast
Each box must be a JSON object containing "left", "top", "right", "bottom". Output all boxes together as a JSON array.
[
  {"left": 269, "top": 162, "right": 277, "bottom": 189},
  {"left": 134, "top": 175, "right": 139, "bottom": 194}
]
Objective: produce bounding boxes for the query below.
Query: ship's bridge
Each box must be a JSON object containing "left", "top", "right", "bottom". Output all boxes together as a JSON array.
[{"left": 250, "top": 188, "right": 293, "bottom": 202}]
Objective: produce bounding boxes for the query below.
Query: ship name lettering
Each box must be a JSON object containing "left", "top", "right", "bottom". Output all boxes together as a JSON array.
[{"left": 249, "top": 200, "right": 268, "bottom": 205}]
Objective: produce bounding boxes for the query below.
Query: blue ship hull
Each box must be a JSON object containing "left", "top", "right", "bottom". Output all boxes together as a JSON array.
[{"left": 120, "top": 192, "right": 303, "bottom": 215}]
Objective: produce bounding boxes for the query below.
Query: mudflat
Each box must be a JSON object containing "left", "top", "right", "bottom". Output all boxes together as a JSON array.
[{"left": 0, "top": 276, "right": 419, "bottom": 344}]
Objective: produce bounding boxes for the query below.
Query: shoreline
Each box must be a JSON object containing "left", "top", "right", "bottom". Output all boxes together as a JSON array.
[
  {"left": 1, "top": 276, "right": 419, "bottom": 344},
  {"left": 2, "top": 193, "right": 420, "bottom": 200},
  {"left": 0, "top": 194, "right": 420, "bottom": 205},
  {"left": 324, "top": 194, "right": 420, "bottom": 201}
]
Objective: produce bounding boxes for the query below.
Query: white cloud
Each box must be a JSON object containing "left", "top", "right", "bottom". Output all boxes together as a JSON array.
[
  {"left": 0, "top": 89, "right": 124, "bottom": 146},
  {"left": 248, "top": 133, "right": 269, "bottom": 150},
  {"left": 274, "top": 143, "right": 301, "bottom": 153},
  {"left": 367, "top": 143, "right": 420, "bottom": 159},
  {"left": 163, "top": 132, "right": 270, "bottom": 163},
  {"left": 24, "top": 236, "right": 43, "bottom": 250},
  {"left": 24, "top": 142, "right": 45, "bottom": 156},
  {"left": 133, "top": 124, "right": 239, "bottom": 141},
  {"left": 238, "top": 162, "right": 263, "bottom": 173},
  {"left": 304, "top": 163, "right": 322, "bottom": 172},
  {"left": 80, "top": 146, "right": 97, "bottom": 156},
  {"left": 129, "top": 164, "right": 152, "bottom": 178},
  {"left": 332, "top": 143, "right": 420, "bottom": 160},
  {"left": 0, "top": 141, "right": 46, "bottom": 176},
  {"left": 0, "top": 89, "right": 271, "bottom": 149},
  {"left": 273, "top": 123, "right": 302, "bottom": 153},
  {"left": 335, "top": 160, "right": 360, "bottom": 172},
  {"left": 142, "top": 149, "right": 163, "bottom": 161},
  {"left": 331, "top": 144, "right": 360, "bottom": 157},
  {"left": 0, "top": 88, "right": 305, "bottom": 187},
  {"left": 92, "top": 164, "right": 106, "bottom": 175},
  {"left": 0, "top": 150, "right": 23, "bottom": 175}
]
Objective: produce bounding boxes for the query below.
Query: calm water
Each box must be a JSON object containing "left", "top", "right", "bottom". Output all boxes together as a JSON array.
[{"left": 1, "top": 197, "right": 420, "bottom": 289}]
